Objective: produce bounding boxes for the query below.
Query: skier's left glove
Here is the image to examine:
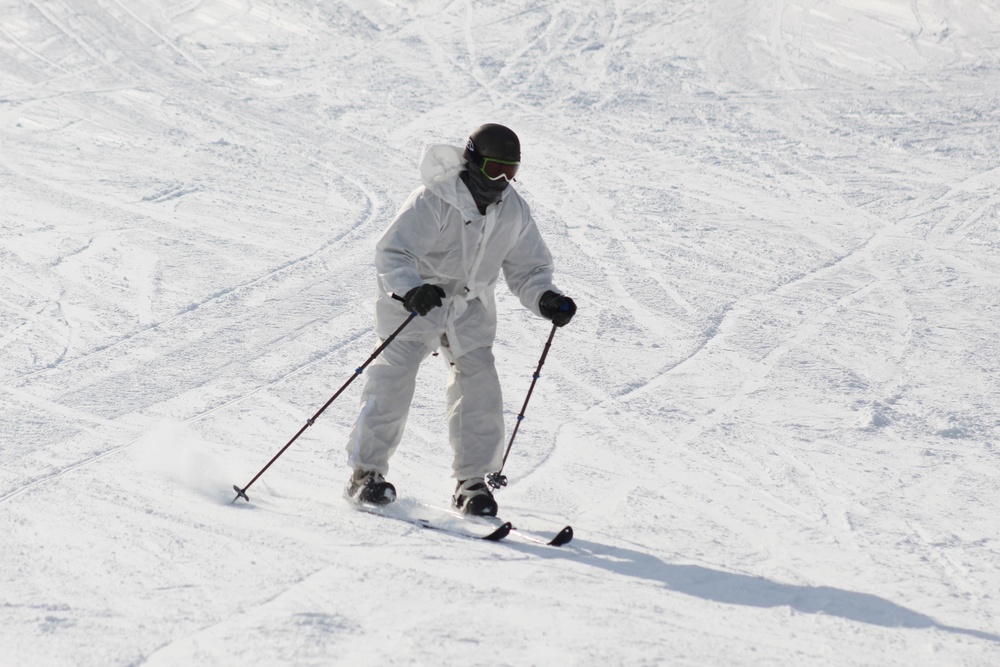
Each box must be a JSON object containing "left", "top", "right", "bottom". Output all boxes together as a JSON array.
[{"left": 539, "top": 290, "right": 576, "bottom": 327}]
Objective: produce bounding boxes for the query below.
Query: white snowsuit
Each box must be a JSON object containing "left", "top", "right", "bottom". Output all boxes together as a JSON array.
[{"left": 346, "top": 143, "right": 563, "bottom": 480}]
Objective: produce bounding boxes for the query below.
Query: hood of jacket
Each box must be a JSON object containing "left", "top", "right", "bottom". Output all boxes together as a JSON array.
[{"left": 419, "top": 143, "right": 508, "bottom": 219}]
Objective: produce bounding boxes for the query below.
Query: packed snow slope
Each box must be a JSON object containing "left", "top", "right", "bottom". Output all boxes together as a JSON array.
[{"left": 2, "top": 1, "right": 999, "bottom": 665}]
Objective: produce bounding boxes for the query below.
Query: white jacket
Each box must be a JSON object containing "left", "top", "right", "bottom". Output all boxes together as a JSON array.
[{"left": 373, "top": 144, "right": 561, "bottom": 357}]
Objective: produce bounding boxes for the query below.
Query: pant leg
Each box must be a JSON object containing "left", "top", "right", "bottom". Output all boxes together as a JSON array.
[
  {"left": 346, "top": 338, "right": 430, "bottom": 475},
  {"left": 444, "top": 345, "right": 506, "bottom": 480}
]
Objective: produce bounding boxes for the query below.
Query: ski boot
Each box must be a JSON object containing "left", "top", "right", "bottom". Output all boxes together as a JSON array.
[
  {"left": 347, "top": 469, "right": 396, "bottom": 505},
  {"left": 453, "top": 478, "right": 498, "bottom": 517}
]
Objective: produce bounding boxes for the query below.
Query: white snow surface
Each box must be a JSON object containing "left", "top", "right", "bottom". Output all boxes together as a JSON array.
[{"left": 2, "top": 1, "right": 999, "bottom": 665}]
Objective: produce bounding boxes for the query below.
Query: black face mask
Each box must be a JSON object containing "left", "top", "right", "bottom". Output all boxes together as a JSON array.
[{"left": 460, "top": 168, "right": 507, "bottom": 215}]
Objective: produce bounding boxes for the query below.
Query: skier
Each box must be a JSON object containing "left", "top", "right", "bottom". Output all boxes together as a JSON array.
[{"left": 345, "top": 123, "right": 576, "bottom": 517}]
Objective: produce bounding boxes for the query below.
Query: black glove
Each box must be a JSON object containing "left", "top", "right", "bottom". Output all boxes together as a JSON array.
[
  {"left": 402, "top": 284, "right": 446, "bottom": 316},
  {"left": 538, "top": 290, "right": 576, "bottom": 327}
]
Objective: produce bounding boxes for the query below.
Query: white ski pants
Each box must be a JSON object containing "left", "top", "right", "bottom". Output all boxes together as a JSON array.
[{"left": 346, "top": 337, "right": 505, "bottom": 481}]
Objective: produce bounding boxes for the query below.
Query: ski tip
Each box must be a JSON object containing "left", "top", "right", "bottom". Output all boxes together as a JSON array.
[
  {"left": 548, "top": 525, "right": 574, "bottom": 547},
  {"left": 483, "top": 521, "right": 513, "bottom": 541}
]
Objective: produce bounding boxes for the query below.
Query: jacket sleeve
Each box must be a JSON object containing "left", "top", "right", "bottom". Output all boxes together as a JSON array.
[
  {"left": 501, "top": 204, "right": 559, "bottom": 317},
  {"left": 375, "top": 188, "right": 444, "bottom": 297}
]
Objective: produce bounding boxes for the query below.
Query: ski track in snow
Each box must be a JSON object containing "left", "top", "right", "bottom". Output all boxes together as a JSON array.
[{"left": 2, "top": 0, "right": 1000, "bottom": 665}]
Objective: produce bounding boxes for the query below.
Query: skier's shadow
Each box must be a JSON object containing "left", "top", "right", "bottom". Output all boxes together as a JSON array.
[{"left": 534, "top": 537, "right": 999, "bottom": 642}]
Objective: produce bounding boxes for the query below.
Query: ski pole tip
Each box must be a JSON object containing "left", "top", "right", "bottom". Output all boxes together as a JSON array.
[
  {"left": 487, "top": 472, "right": 507, "bottom": 490},
  {"left": 232, "top": 484, "right": 250, "bottom": 503}
]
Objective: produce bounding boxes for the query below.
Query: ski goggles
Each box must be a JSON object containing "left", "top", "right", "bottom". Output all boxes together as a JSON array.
[{"left": 479, "top": 156, "right": 519, "bottom": 182}]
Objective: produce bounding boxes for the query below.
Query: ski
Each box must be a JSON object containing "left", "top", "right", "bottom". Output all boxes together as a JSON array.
[
  {"left": 354, "top": 500, "right": 512, "bottom": 542},
  {"left": 422, "top": 503, "right": 574, "bottom": 548},
  {"left": 514, "top": 524, "right": 574, "bottom": 547},
  {"left": 351, "top": 498, "right": 572, "bottom": 547},
  {"left": 478, "top": 517, "right": 573, "bottom": 547}
]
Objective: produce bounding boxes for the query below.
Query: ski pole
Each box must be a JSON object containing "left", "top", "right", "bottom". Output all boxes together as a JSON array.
[
  {"left": 487, "top": 322, "right": 558, "bottom": 490},
  {"left": 232, "top": 295, "right": 418, "bottom": 503}
]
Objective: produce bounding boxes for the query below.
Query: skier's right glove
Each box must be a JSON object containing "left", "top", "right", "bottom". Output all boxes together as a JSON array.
[
  {"left": 539, "top": 290, "right": 576, "bottom": 327},
  {"left": 403, "top": 284, "right": 446, "bottom": 316}
]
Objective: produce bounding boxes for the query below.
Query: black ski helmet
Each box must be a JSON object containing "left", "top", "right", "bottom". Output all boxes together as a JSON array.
[{"left": 463, "top": 123, "right": 520, "bottom": 166}]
